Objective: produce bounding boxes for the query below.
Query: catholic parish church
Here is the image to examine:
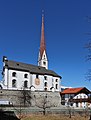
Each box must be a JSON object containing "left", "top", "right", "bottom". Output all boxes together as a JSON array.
[{"left": 1, "top": 14, "right": 62, "bottom": 92}]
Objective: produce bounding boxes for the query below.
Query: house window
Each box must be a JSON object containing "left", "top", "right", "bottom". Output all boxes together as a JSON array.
[
  {"left": 70, "top": 102, "right": 73, "bottom": 106},
  {"left": 62, "top": 95, "right": 65, "bottom": 101},
  {"left": 55, "top": 84, "right": 58, "bottom": 89},
  {"left": 84, "top": 95, "right": 86, "bottom": 98},
  {"left": 12, "top": 79, "right": 17, "bottom": 88},
  {"left": 24, "top": 74, "right": 28, "bottom": 78},
  {"left": 24, "top": 81, "right": 28, "bottom": 88},
  {"left": 61, "top": 101, "right": 65, "bottom": 105},
  {"left": 12, "top": 72, "right": 16, "bottom": 77},
  {"left": 76, "top": 102, "right": 78, "bottom": 107},
  {"left": 70, "top": 96, "right": 73, "bottom": 99},
  {"left": 80, "top": 95, "right": 82, "bottom": 98}
]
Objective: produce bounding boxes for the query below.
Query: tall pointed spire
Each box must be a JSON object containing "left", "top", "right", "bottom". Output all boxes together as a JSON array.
[
  {"left": 40, "top": 12, "right": 46, "bottom": 58},
  {"left": 38, "top": 11, "right": 48, "bottom": 69}
]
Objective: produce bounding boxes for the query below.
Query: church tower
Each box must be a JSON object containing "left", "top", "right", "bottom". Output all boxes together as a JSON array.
[{"left": 38, "top": 14, "right": 48, "bottom": 69}]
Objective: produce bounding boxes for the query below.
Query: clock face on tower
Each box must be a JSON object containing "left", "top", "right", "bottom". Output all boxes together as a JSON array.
[{"left": 35, "top": 78, "right": 40, "bottom": 85}]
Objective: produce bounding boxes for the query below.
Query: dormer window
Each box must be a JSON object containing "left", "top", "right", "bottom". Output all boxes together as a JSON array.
[{"left": 12, "top": 72, "right": 16, "bottom": 77}]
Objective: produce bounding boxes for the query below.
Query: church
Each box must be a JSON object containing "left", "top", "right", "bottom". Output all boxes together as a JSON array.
[{"left": 1, "top": 14, "right": 62, "bottom": 92}]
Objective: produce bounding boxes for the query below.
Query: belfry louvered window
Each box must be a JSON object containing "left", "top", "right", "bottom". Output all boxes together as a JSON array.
[{"left": 43, "top": 61, "right": 46, "bottom": 65}]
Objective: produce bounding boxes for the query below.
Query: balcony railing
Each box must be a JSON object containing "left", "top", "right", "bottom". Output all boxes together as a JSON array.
[{"left": 69, "top": 98, "right": 91, "bottom": 103}]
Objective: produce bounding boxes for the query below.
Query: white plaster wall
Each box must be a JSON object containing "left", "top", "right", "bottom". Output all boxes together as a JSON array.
[
  {"left": 32, "top": 74, "right": 44, "bottom": 91},
  {"left": 74, "top": 93, "right": 88, "bottom": 99},
  {"left": 53, "top": 77, "right": 60, "bottom": 91},
  {"left": 31, "top": 75, "right": 60, "bottom": 91},
  {"left": 8, "top": 70, "right": 31, "bottom": 90},
  {"left": 65, "top": 93, "right": 88, "bottom": 108},
  {"left": 73, "top": 93, "right": 88, "bottom": 108},
  {"left": 46, "top": 75, "right": 52, "bottom": 91},
  {"left": 3, "top": 68, "right": 9, "bottom": 88},
  {"left": 3, "top": 68, "right": 61, "bottom": 92},
  {"left": 40, "top": 51, "right": 48, "bottom": 69}
]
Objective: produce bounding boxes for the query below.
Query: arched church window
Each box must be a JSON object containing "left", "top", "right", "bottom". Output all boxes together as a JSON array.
[
  {"left": 44, "top": 76, "right": 47, "bottom": 80},
  {"left": 36, "top": 74, "right": 39, "bottom": 79},
  {"left": 56, "top": 79, "right": 58, "bottom": 82},
  {"left": 12, "top": 72, "right": 16, "bottom": 77},
  {"left": 24, "top": 81, "right": 28, "bottom": 88},
  {"left": 44, "top": 82, "right": 47, "bottom": 87},
  {"left": 24, "top": 74, "right": 28, "bottom": 78},
  {"left": 0, "top": 85, "right": 2, "bottom": 89},
  {"left": 55, "top": 84, "right": 58, "bottom": 89},
  {"left": 44, "top": 88, "right": 47, "bottom": 91},
  {"left": 12, "top": 79, "right": 17, "bottom": 88}
]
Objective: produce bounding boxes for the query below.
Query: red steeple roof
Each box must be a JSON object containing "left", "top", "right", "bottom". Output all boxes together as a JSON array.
[{"left": 40, "top": 14, "right": 46, "bottom": 58}]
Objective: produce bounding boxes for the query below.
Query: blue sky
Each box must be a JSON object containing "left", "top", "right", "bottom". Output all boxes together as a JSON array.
[{"left": 0, "top": 0, "right": 91, "bottom": 90}]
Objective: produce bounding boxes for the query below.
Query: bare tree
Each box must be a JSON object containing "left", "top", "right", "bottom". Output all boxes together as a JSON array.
[
  {"left": 85, "top": 16, "right": 91, "bottom": 120},
  {"left": 35, "top": 94, "right": 53, "bottom": 115},
  {"left": 85, "top": 16, "right": 91, "bottom": 81},
  {"left": 20, "top": 88, "right": 32, "bottom": 107},
  {"left": 13, "top": 89, "right": 32, "bottom": 119}
]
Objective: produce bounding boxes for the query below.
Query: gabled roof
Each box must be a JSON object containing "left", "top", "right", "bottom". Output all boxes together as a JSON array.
[
  {"left": 61, "top": 87, "right": 91, "bottom": 94},
  {"left": 4, "top": 60, "right": 61, "bottom": 78}
]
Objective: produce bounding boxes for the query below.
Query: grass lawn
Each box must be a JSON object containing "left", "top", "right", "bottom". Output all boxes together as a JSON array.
[{"left": 21, "top": 114, "right": 89, "bottom": 120}]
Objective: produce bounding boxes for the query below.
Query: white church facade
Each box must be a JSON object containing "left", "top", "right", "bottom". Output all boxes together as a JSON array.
[{"left": 0, "top": 15, "right": 62, "bottom": 92}]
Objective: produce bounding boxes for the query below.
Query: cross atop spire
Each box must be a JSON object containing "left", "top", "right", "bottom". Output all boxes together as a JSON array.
[{"left": 42, "top": 9, "right": 44, "bottom": 17}]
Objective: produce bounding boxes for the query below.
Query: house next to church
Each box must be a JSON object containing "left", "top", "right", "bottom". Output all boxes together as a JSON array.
[
  {"left": 61, "top": 87, "right": 91, "bottom": 108},
  {"left": 0, "top": 14, "right": 62, "bottom": 92}
]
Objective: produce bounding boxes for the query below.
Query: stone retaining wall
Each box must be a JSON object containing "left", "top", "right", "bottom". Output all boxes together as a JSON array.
[{"left": 0, "top": 89, "right": 61, "bottom": 107}]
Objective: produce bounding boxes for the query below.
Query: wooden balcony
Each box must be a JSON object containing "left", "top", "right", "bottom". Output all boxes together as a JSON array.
[{"left": 69, "top": 98, "right": 91, "bottom": 103}]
